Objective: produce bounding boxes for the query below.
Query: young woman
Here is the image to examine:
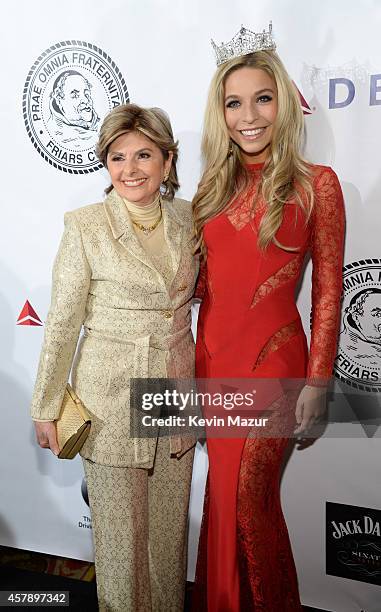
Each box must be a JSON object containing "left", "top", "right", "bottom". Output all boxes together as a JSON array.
[
  {"left": 31, "top": 104, "right": 197, "bottom": 612},
  {"left": 192, "top": 28, "right": 345, "bottom": 612}
]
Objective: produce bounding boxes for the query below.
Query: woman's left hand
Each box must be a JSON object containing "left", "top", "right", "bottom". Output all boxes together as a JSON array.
[{"left": 294, "top": 385, "right": 327, "bottom": 436}]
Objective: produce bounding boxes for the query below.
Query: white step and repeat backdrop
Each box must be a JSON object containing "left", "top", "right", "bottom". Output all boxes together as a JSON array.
[{"left": 1, "top": 1, "right": 381, "bottom": 610}]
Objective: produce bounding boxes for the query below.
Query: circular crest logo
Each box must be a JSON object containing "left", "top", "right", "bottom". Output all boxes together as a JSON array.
[
  {"left": 335, "top": 259, "right": 381, "bottom": 391},
  {"left": 23, "top": 40, "right": 129, "bottom": 174},
  {"left": 81, "top": 478, "right": 89, "bottom": 507}
]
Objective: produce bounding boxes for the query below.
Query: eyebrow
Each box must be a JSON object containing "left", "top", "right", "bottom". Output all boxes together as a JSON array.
[
  {"left": 224, "top": 88, "right": 275, "bottom": 101},
  {"left": 108, "top": 147, "right": 154, "bottom": 155}
]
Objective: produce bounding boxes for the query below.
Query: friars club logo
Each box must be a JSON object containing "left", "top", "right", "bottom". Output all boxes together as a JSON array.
[
  {"left": 326, "top": 502, "right": 381, "bottom": 586},
  {"left": 335, "top": 259, "right": 381, "bottom": 392},
  {"left": 23, "top": 41, "right": 129, "bottom": 174}
]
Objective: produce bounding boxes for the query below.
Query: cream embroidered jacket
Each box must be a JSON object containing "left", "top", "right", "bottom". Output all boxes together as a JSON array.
[{"left": 31, "top": 189, "right": 198, "bottom": 467}]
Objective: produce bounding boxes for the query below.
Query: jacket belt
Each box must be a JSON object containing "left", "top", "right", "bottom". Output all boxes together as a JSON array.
[{"left": 83, "top": 326, "right": 190, "bottom": 462}]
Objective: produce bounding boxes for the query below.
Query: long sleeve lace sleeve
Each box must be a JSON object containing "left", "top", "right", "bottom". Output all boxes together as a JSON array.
[
  {"left": 30, "top": 212, "right": 91, "bottom": 420},
  {"left": 194, "top": 258, "right": 207, "bottom": 300},
  {"left": 307, "top": 167, "right": 345, "bottom": 385}
]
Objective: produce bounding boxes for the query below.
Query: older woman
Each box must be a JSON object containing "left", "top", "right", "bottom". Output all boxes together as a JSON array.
[{"left": 31, "top": 104, "right": 197, "bottom": 612}]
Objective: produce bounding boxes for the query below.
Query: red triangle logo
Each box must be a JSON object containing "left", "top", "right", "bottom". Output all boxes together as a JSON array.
[
  {"left": 293, "top": 82, "right": 312, "bottom": 115},
  {"left": 17, "top": 300, "right": 43, "bottom": 326},
  {"left": 18, "top": 318, "right": 43, "bottom": 326}
]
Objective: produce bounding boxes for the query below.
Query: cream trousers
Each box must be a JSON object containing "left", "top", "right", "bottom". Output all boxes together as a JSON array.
[{"left": 83, "top": 437, "right": 195, "bottom": 612}]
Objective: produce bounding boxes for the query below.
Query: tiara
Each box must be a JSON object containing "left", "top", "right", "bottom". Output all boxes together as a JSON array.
[{"left": 211, "top": 22, "right": 276, "bottom": 67}]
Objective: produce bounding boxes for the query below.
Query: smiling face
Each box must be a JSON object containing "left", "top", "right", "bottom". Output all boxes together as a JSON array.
[
  {"left": 224, "top": 67, "right": 278, "bottom": 164},
  {"left": 107, "top": 131, "right": 172, "bottom": 206}
]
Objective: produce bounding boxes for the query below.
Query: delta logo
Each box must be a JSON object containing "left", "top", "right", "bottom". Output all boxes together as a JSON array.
[
  {"left": 329, "top": 74, "right": 381, "bottom": 108},
  {"left": 17, "top": 300, "right": 43, "bottom": 326},
  {"left": 293, "top": 83, "right": 313, "bottom": 115}
]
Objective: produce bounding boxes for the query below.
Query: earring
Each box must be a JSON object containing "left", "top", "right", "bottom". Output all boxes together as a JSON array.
[{"left": 227, "top": 142, "right": 234, "bottom": 158}]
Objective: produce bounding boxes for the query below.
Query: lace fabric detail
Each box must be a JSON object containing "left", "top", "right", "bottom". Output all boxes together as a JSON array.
[
  {"left": 226, "top": 171, "right": 263, "bottom": 231},
  {"left": 237, "top": 393, "right": 302, "bottom": 611},
  {"left": 307, "top": 167, "right": 345, "bottom": 382},
  {"left": 192, "top": 165, "right": 345, "bottom": 611},
  {"left": 192, "top": 395, "right": 303, "bottom": 612},
  {"left": 251, "top": 255, "right": 304, "bottom": 308},
  {"left": 199, "top": 165, "right": 344, "bottom": 380},
  {"left": 194, "top": 260, "right": 207, "bottom": 299},
  {"left": 253, "top": 320, "right": 300, "bottom": 370}
]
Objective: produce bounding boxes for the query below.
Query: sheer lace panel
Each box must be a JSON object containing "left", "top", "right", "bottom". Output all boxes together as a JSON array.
[
  {"left": 251, "top": 255, "right": 303, "bottom": 308},
  {"left": 253, "top": 320, "right": 300, "bottom": 370},
  {"left": 194, "top": 260, "right": 216, "bottom": 302},
  {"left": 307, "top": 167, "right": 345, "bottom": 382},
  {"left": 194, "top": 260, "right": 207, "bottom": 299},
  {"left": 237, "top": 405, "right": 303, "bottom": 611},
  {"left": 226, "top": 174, "right": 263, "bottom": 231}
]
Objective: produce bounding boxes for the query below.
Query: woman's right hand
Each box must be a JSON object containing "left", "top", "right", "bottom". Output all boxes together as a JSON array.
[{"left": 34, "top": 421, "right": 60, "bottom": 456}]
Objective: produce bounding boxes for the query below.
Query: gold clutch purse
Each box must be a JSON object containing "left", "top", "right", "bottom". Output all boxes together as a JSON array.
[{"left": 56, "top": 384, "right": 91, "bottom": 459}]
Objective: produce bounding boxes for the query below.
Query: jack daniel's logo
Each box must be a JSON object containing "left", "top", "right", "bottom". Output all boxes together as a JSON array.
[
  {"left": 326, "top": 502, "right": 381, "bottom": 586},
  {"left": 331, "top": 516, "right": 381, "bottom": 539}
]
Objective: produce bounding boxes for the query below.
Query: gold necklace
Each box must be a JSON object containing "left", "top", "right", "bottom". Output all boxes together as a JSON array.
[{"left": 132, "top": 207, "right": 162, "bottom": 236}]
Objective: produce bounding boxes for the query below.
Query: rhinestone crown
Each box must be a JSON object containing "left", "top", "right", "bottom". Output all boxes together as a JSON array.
[{"left": 211, "top": 22, "right": 276, "bottom": 67}]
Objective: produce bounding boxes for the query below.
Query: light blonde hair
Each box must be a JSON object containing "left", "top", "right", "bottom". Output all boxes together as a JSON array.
[
  {"left": 193, "top": 50, "right": 314, "bottom": 254},
  {"left": 96, "top": 103, "right": 179, "bottom": 199}
]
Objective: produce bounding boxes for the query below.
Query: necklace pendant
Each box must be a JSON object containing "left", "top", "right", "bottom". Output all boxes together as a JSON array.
[{"left": 131, "top": 204, "right": 162, "bottom": 236}]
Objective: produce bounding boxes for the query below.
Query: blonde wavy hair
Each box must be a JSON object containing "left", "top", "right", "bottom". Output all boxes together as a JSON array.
[
  {"left": 193, "top": 50, "right": 314, "bottom": 254},
  {"left": 96, "top": 103, "right": 179, "bottom": 199}
]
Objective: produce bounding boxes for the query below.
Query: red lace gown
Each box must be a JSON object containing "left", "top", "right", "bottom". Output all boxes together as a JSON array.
[{"left": 192, "top": 163, "right": 345, "bottom": 612}]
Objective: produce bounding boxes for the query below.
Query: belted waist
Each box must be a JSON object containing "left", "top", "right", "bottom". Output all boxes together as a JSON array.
[
  {"left": 83, "top": 325, "right": 190, "bottom": 370},
  {"left": 82, "top": 325, "right": 192, "bottom": 462}
]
